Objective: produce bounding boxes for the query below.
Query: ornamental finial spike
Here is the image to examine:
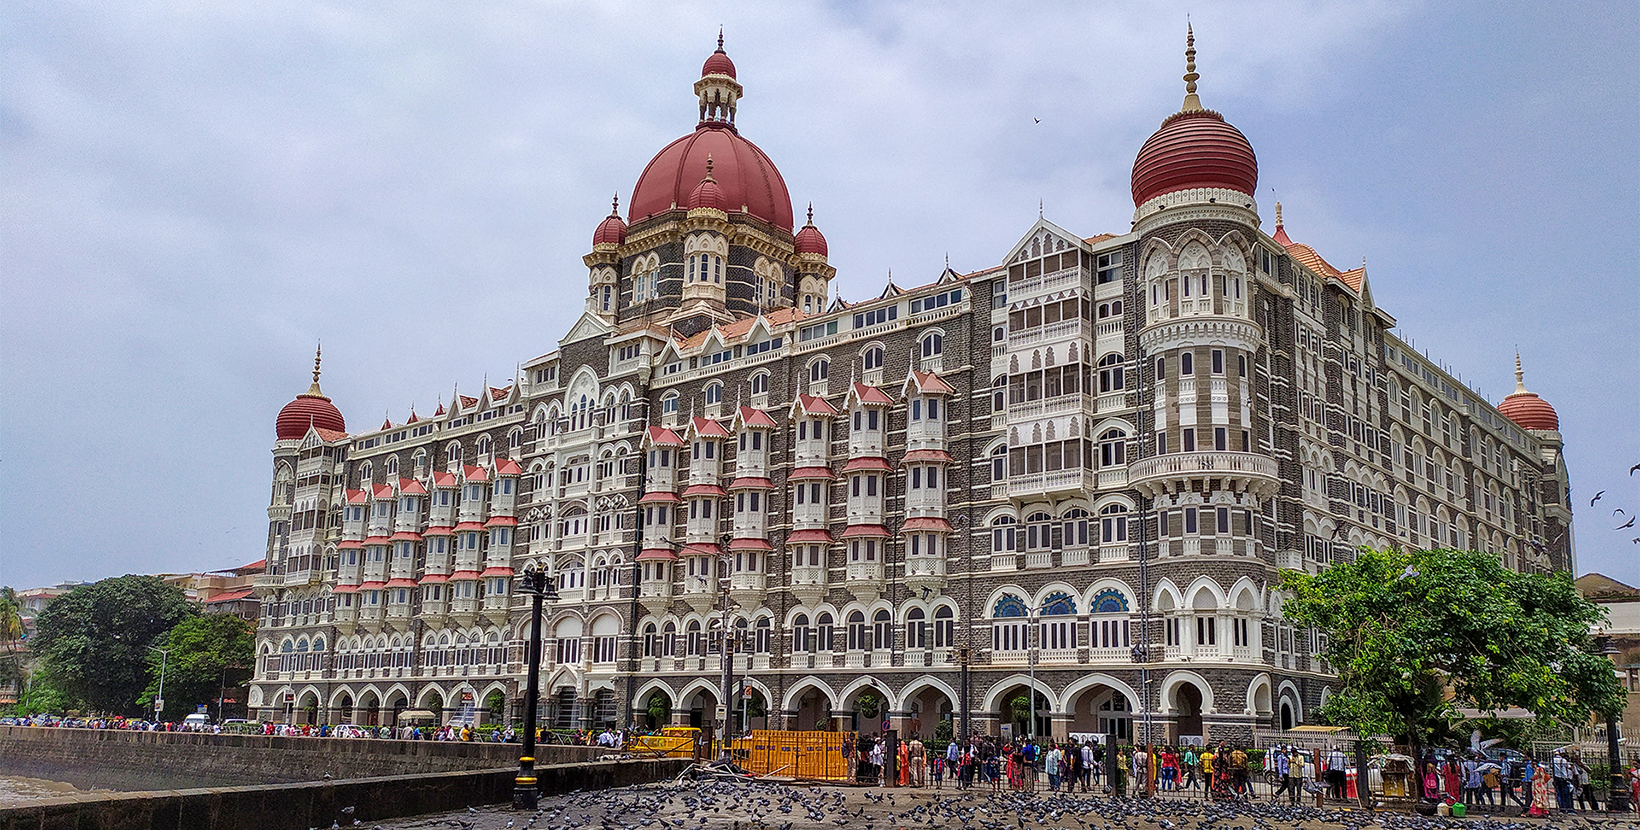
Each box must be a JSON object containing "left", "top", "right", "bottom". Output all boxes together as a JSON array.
[
  {"left": 1514, "top": 352, "right": 1528, "bottom": 395},
  {"left": 307, "top": 343, "right": 324, "bottom": 396},
  {"left": 1182, "top": 24, "right": 1203, "bottom": 112},
  {"left": 1275, "top": 202, "right": 1283, "bottom": 227},
  {"left": 610, "top": 193, "right": 620, "bottom": 215},
  {"left": 806, "top": 202, "right": 814, "bottom": 224},
  {"left": 704, "top": 155, "right": 715, "bottom": 179},
  {"left": 717, "top": 27, "right": 724, "bottom": 53}
]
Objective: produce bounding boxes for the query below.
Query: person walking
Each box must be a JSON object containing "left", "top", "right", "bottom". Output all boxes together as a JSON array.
[
  {"left": 1461, "top": 753, "right": 1481, "bottom": 808},
  {"left": 1272, "top": 746, "right": 1293, "bottom": 803},
  {"left": 1182, "top": 745, "right": 1199, "bottom": 790},
  {"left": 1573, "top": 754, "right": 1598, "bottom": 811},
  {"left": 909, "top": 737, "right": 925, "bottom": 787},
  {"left": 1552, "top": 750, "right": 1574, "bottom": 811},
  {"left": 1228, "top": 745, "right": 1250, "bottom": 798},
  {"left": 1327, "top": 745, "right": 1348, "bottom": 801}
]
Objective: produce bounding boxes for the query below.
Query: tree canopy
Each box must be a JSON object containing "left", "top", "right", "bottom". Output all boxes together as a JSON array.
[
  {"left": 1280, "top": 547, "right": 1624, "bottom": 754},
  {"left": 140, "top": 613, "right": 255, "bottom": 721},
  {"left": 0, "top": 587, "right": 25, "bottom": 693},
  {"left": 30, "top": 575, "right": 192, "bottom": 716}
]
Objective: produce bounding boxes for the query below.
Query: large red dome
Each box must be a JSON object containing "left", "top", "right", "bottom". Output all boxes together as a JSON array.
[
  {"left": 1131, "top": 109, "right": 1258, "bottom": 206},
  {"left": 629, "top": 125, "right": 794, "bottom": 231},
  {"left": 1498, "top": 357, "right": 1558, "bottom": 431},
  {"left": 277, "top": 391, "right": 345, "bottom": 440}
]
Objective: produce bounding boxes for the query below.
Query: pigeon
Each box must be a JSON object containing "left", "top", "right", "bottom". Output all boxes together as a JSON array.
[
  {"left": 1620, "top": 516, "right": 1637, "bottom": 530},
  {"left": 1591, "top": 490, "right": 1605, "bottom": 506}
]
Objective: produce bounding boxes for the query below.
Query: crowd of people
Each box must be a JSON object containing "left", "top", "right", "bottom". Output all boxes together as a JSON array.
[{"left": 1419, "top": 747, "right": 1639, "bottom": 816}]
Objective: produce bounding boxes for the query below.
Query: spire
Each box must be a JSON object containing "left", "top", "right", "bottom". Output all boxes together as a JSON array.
[
  {"left": 716, "top": 27, "right": 724, "bottom": 53},
  {"left": 704, "top": 155, "right": 715, "bottom": 182},
  {"left": 1275, "top": 202, "right": 1283, "bottom": 227},
  {"left": 305, "top": 343, "right": 325, "bottom": 397},
  {"left": 805, "top": 202, "right": 814, "bottom": 225},
  {"left": 1271, "top": 201, "right": 1292, "bottom": 246},
  {"left": 1181, "top": 24, "right": 1203, "bottom": 112},
  {"left": 609, "top": 193, "right": 620, "bottom": 216},
  {"left": 1514, "top": 352, "right": 1528, "bottom": 395}
]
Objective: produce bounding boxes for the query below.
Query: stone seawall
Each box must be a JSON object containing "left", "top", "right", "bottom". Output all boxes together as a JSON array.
[
  {"left": 0, "top": 757, "right": 691, "bottom": 830},
  {"left": 0, "top": 726, "right": 607, "bottom": 786}
]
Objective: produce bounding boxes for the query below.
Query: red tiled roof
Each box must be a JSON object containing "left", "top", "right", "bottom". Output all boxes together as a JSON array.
[
  {"left": 450, "top": 570, "right": 481, "bottom": 580},
  {"left": 794, "top": 394, "right": 838, "bottom": 416},
  {"left": 398, "top": 478, "right": 427, "bottom": 495},
  {"left": 680, "top": 543, "right": 722, "bottom": 557},
  {"left": 480, "top": 567, "right": 515, "bottom": 577},
  {"left": 462, "top": 465, "right": 489, "bottom": 482},
  {"left": 346, "top": 489, "right": 369, "bottom": 504},
  {"left": 729, "top": 476, "right": 775, "bottom": 490},
  {"left": 729, "top": 538, "right": 773, "bottom": 551},
  {"left": 691, "top": 417, "right": 731, "bottom": 438},
  {"left": 851, "top": 383, "right": 894, "bottom": 405},
  {"left": 842, "top": 457, "right": 894, "bottom": 473},
  {"left": 737, "top": 407, "right": 778, "bottom": 428},
  {"left": 432, "top": 472, "right": 458, "bottom": 487},
  {"left": 494, "top": 459, "right": 523, "bottom": 476},
  {"left": 337, "top": 540, "right": 363, "bottom": 549},
  {"left": 235, "top": 559, "right": 266, "bottom": 572},
  {"left": 389, "top": 531, "right": 422, "bottom": 542},
  {"left": 647, "top": 426, "right": 686, "bottom": 446},
  {"left": 418, "top": 574, "right": 450, "bottom": 584},
  {"left": 206, "top": 589, "right": 254, "bottom": 604},
  {"left": 363, "top": 535, "right": 391, "bottom": 545},
  {"left": 901, "top": 449, "right": 955, "bottom": 464},
  {"left": 372, "top": 484, "right": 395, "bottom": 499},
  {"left": 683, "top": 484, "right": 727, "bottom": 497},
  {"left": 422, "top": 526, "right": 453, "bottom": 536},
  {"left": 639, "top": 491, "right": 681, "bottom": 504},
  {"left": 909, "top": 370, "right": 955, "bottom": 395},
  {"left": 789, "top": 466, "right": 836, "bottom": 480},
  {"left": 902, "top": 517, "right": 954, "bottom": 533},
  {"left": 332, "top": 583, "right": 359, "bottom": 593},
  {"left": 453, "top": 521, "right": 486, "bottom": 532},
  {"left": 840, "top": 524, "right": 891, "bottom": 539},
  {"left": 638, "top": 548, "right": 678, "bottom": 561},
  {"left": 314, "top": 427, "right": 350, "bottom": 443},
  {"left": 786, "top": 529, "right": 834, "bottom": 543},
  {"left": 358, "top": 580, "right": 386, "bottom": 590},
  {"left": 484, "top": 516, "right": 518, "bottom": 527},
  {"left": 386, "top": 578, "right": 418, "bottom": 588}
]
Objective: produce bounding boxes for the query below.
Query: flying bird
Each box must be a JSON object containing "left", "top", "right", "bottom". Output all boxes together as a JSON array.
[
  {"left": 1616, "top": 508, "right": 1628, "bottom": 516},
  {"left": 1630, "top": 462, "right": 1639, "bottom": 475},
  {"left": 1033, "top": 118, "right": 1041, "bottom": 124},
  {"left": 1617, "top": 517, "right": 1636, "bottom": 530},
  {"left": 1591, "top": 490, "right": 1605, "bottom": 506}
]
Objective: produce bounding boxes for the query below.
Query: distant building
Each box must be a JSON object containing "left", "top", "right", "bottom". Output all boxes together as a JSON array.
[
  {"left": 1576, "top": 572, "right": 1640, "bottom": 744},
  {"left": 248, "top": 32, "right": 1576, "bottom": 741}
]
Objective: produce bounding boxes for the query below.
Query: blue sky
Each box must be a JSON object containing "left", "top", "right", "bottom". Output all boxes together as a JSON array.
[{"left": 2, "top": 1, "right": 1636, "bottom": 589}]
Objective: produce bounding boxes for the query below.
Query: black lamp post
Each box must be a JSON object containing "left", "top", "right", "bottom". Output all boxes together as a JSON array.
[
  {"left": 1601, "top": 634, "right": 1629, "bottom": 814},
  {"left": 957, "top": 643, "right": 971, "bottom": 742},
  {"left": 513, "top": 565, "right": 558, "bottom": 811}
]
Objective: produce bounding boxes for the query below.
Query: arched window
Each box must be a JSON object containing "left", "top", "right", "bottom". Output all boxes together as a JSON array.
[
  {"left": 642, "top": 623, "right": 657, "bottom": 658},
  {"left": 1062, "top": 508, "right": 1090, "bottom": 548},
  {"left": 476, "top": 435, "right": 492, "bottom": 457},
  {"left": 359, "top": 461, "right": 373, "bottom": 484},
  {"left": 992, "top": 376, "right": 1006, "bottom": 414},
  {"left": 1099, "top": 503, "right": 1129, "bottom": 544},
  {"left": 385, "top": 456, "right": 398, "bottom": 477},
  {"left": 446, "top": 443, "right": 461, "bottom": 465},
  {"left": 662, "top": 393, "right": 680, "bottom": 414},
  {"left": 661, "top": 621, "right": 677, "bottom": 657},
  {"left": 1098, "top": 354, "right": 1125, "bottom": 393},
  {"left": 1090, "top": 588, "right": 1131, "bottom": 649},
  {"left": 933, "top": 606, "right": 956, "bottom": 647},
  {"left": 1039, "top": 591, "right": 1075, "bottom": 650},
  {"left": 755, "top": 617, "right": 771, "bottom": 653},
  {"left": 862, "top": 347, "right": 884, "bottom": 372},
  {"left": 990, "top": 516, "right": 1016, "bottom": 553},
  {"left": 872, "top": 609, "right": 892, "bottom": 650},
  {"left": 906, "top": 607, "right": 927, "bottom": 649},
  {"left": 921, "top": 332, "right": 943, "bottom": 358},
  {"left": 1099, "top": 429, "right": 1128, "bottom": 467},
  {"left": 991, "top": 594, "right": 1027, "bottom": 652},
  {"left": 705, "top": 383, "right": 723, "bottom": 405},
  {"left": 809, "top": 358, "right": 829, "bottom": 383},
  {"left": 686, "top": 620, "right": 703, "bottom": 656},
  {"left": 750, "top": 372, "right": 769, "bottom": 395},
  {"left": 793, "top": 614, "right": 812, "bottom": 652},
  {"left": 990, "top": 445, "right": 1007, "bottom": 483},
  {"left": 817, "top": 613, "right": 835, "bottom": 651},
  {"left": 1025, "top": 512, "right": 1053, "bottom": 550},
  {"left": 846, "top": 611, "right": 867, "bottom": 651}
]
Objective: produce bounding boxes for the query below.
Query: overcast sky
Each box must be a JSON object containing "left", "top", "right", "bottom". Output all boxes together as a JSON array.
[{"left": 3, "top": 1, "right": 1636, "bottom": 590}]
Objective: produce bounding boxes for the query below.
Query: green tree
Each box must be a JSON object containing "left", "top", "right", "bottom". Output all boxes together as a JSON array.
[
  {"left": 646, "top": 693, "right": 670, "bottom": 725},
  {"left": 0, "top": 587, "right": 25, "bottom": 693},
  {"left": 1008, "top": 693, "right": 1032, "bottom": 733},
  {"left": 30, "top": 575, "right": 192, "bottom": 716},
  {"left": 1280, "top": 547, "right": 1624, "bottom": 763},
  {"left": 139, "top": 613, "right": 255, "bottom": 722}
]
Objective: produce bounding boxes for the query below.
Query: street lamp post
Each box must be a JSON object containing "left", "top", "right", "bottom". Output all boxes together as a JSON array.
[
  {"left": 717, "top": 533, "right": 735, "bottom": 761},
  {"left": 513, "top": 565, "right": 558, "bottom": 811},
  {"left": 1601, "top": 635, "right": 1629, "bottom": 814},
  {"left": 148, "top": 646, "right": 171, "bottom": 722},
  {"left": 957, "top": 644, "right": 971, "bottom": 742}
]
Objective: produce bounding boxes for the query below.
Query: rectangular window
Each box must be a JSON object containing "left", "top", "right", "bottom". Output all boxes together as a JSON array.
[
  {"left": 1184, "top": 508, "right": 1198, "bottom": 534},
  {"left": 1181, "top": 352, "right": 1194, "bottom": 375},
  {"left": 1241, "top": 430, "right": 1251, "bottom": 452},
  {"left": 1183, "top": 428, "right": 1196, "bottom": 452},
  {"left": 1156, "top": 432, "right": 1167, "bottom": 454},
  {"left": 1214, "top": 427, "right": 1227, "bottom": 451},
  {"left": 1211, "top": 349, "right": 1224, "bottom": 374}
]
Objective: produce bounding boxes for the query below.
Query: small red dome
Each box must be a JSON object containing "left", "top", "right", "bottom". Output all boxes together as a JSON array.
[
  {"left": 702, "top": 49, "right": 736, "bottom": 79},
  {"left": 277, "top": 391, "right": 345, "bottom": 440},
  {"left": 794, "top": 206, "right": 827, "bottom": 255},
  {"left": 1499, "top": 390, "right": 1559, "bottom": 431},
  {"left": 629, "top": 126, "right": 793, "bottom": 230},
  {"left": 593, "top": 202, "right": 626, "bottom": 246},
  {"left": 1131, "top": 108, "right": 1258, "bottom": 206},
  {"left": 687, "top": 166, "right": 727, "bottom": 211}
]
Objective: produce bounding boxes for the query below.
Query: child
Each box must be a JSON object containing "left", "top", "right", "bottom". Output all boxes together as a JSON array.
[{"left": 931, "top": 753, "right": 945, "bottom": 789}]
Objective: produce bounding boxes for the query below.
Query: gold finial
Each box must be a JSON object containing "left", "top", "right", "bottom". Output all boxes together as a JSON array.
[
  {"left": 1182, "top": 24, "right": 1203, "bottom": 112},
  {"left": 610, "top": 193, "right": 620, "bottom": 215},
  {"left": 306, "top": 343, "right": 325, "bottom": 396},
  {"left": 1514, "top": 352, "right": 1528, "bottom": 394},
  {"left": 704, "top": 155, "right": 715, "bottom": 180}
]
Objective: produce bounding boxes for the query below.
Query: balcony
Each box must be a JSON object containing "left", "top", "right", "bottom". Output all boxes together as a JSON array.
[
  {"left": 845, "top": 560, "right": 885, "bottom": 601},
  {"left": 1061, "top": 547, "right": 1090, "bottom": 567},
  {"left": 1023, "top": 550, "right": 1053, "bottom": 569},
  {"left": 1007, "top": 468, "right": 1097, "bottom": 499},
  {"left": 1128, "top": 451, "right": 1280, "bottom": 499},
  {"left": 791, "top": 565, "right": 828, "bottom": 604},
  {"left": 1098, "top": 544, "right": 1134, "bottom": 563}
]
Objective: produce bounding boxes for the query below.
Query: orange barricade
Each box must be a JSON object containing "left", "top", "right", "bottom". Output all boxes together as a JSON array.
[{"left": 734, "top": 730, "right": 856, "bottom": 781}]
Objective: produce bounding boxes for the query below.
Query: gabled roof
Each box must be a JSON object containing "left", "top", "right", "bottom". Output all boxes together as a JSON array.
[
  {"left": 398, "top": 478, "right": 427, "bottom": 495},
  {"left": 646, "top": 425, "right": 686, "bottom": 447},
  {"left": 690, "top": 416, "right": 731, "bottom": 438},
  {"left": 371, "top": 484, "right": 395, "bottom": 499},
  {"left": 847, "top": 383, "right": 894, "bottom": 407},
  {"left": 1003, "top": 217, "right": 1089, "bottom": 265},
  {"left": 431, "top": 471, "right": 459, "bottom": 487},
  {"left": 345, "top": 489, "right": 370, "bottom": 504},
  {"left": 673, "top": 307, "right": 806, "bottom": 351},
  {"left": 904, "top": 370, "right": 955, "bottom": 396},
  {"left": 735, "top": 406, "right": 778, "bottom": 429},
  {"left": 313, "top": 427, "right": 349, "bottom": 442},
  {"left": 791, "top": 393, "right": 838, "bottom": 417},
  {"left": 462, "top": 464, "right": 489, "bottom": 483},
  {"left": 494, "top": 459, "right": 523, "bottom": 476},
  {"left": 1576, "top": 573, "right": 1640, "bottom": 600}
]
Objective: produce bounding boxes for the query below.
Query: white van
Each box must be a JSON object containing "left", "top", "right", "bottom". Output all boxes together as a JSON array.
[{"left": 183, "top": 713, "right": 212, "bottom": 730}]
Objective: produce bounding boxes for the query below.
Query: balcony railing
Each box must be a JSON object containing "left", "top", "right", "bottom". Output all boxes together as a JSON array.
[{"left": 1128, "top": 451, "right": 1280, "bottom": 498}]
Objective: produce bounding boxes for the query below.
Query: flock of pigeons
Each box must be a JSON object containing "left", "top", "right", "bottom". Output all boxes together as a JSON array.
[{"left": 361, "top": 779, "right": 1638, "bottom": 830}]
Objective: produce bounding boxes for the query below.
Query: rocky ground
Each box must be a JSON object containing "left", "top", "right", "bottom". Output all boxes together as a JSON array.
[{"left": 365, "top": 777, "right": 1640, "bottom": 830}]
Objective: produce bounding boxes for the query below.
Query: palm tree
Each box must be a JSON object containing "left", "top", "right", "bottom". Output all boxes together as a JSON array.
[{"left": 0, "top": 588, "right": 25, "bottom": 697}]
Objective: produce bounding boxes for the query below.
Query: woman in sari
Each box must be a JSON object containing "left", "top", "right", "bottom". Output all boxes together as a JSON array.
[
  {"left": 1423, "top": 762, "right": 1440, "bottom": 802},
  {"left": 898, "top": 740, "right": 910, "bottom": 786},
  {"left": 1527, "top": 758, "right": 1554, "bottom": 817},
  {"left": 1442, "top": 757, "right": 1461, "bottom": 802}
]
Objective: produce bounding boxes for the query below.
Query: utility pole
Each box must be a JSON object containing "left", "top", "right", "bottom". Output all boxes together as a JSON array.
[
  {"left": 513, "top": 565, "right": 557, "bottom": 810},
  {"left": 148, "top": 646, "right": 171, "bottom": 722},
  {"left": 1602, "top": 635, "right": 1629, "bottom": 814}
]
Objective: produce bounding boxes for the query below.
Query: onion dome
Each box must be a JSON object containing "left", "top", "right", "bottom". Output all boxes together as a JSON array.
[
  {"left": 686, "top": 156, "right": 728, "bottom": 210},
  {"left": 627, "top": 36, "right": 794, "bottom": 230},
  {"left": 702, "top": 30, "right": 736, "bottom": 79},
  {"left": 1498, "top": 354, "right": 1559, "bottom": 431},
  {"left": 592, "top": 194, "right": 627, "bottom": 245},
  {"left": 794, "top": 203, "right": 828, "bottom": 255},
  {"left": 1131, "top": 26, "right": 1258, "bottom": 207},
  {"left": 276, "top": 346, "right": 346, "bottom": 440}
]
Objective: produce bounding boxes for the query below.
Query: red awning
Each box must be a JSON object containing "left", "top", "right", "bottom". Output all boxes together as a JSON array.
[
  {"left": 900, "top": 449, "right": 955, "bottom": 464},
  {"left": 842, "top": 457, "right": 894, "bottom": 473},
  {"left": 639, "top": 491, "right": 681, "bottom": 504},
  {"left": 840, "top": 524, "right": 891, "bottom": 539},
  {"left": 902, "top": 517, "right": 954, "bottom": 533},
  {"left": 680, "top": 543, "right": 722, "bottom": 557},
  {"left": 682, "top": 484, "right": 727, "bottom": 497},
  {"left": 418, "top": 574, "right": 450, "bottom": 584},
  {"left": 785, "top": 529, "right": 834, "bottom": 543},
  {"left": 788, "top": 466, "right": 836, "bottom": 481},
  {"left": 389, "top": 531, "right": 422, "bottom": 542},
  {"left": 484, "top": 516, "right": 518, "bottom": 527},
  {"left": 728, "top": 477, "right": 775, "bottom": 490},
  {"left": 637, "top": 548, "right": 679, "bottom": 561},
  {"left": 729, "top": 538, "right": 774, "bottom": 551}
]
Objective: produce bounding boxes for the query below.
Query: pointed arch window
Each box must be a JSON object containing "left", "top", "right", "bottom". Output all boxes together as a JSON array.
[
  {"left": 862, "top": 346, "right": 884, "bottom": 372},
  {"left": 1098, "top": 354, "right": 1125, "bottom": 392}
]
